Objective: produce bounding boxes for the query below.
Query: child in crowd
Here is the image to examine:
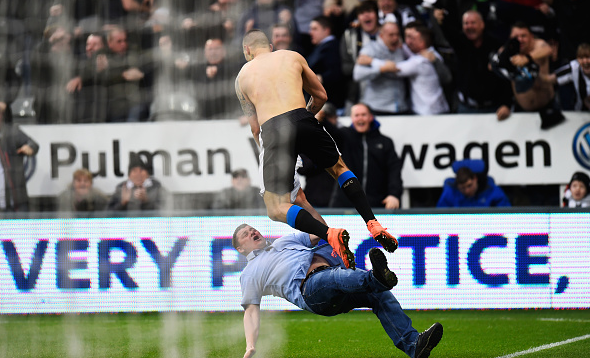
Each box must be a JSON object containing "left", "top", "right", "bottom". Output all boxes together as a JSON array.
[{"left": 563, "top": 171, "right": 590, "bottom": 207}]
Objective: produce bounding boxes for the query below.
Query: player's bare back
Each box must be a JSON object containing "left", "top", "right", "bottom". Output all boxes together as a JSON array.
[{"left": 236, "top": 50, "right": 309, "bottom": 126}]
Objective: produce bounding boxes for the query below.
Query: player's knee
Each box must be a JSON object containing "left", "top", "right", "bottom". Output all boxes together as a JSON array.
[
  {"left": 326, "top": 158, "right": 348, "bottom": 178},
  {"left": 266, "top": 206, "right": 282, "bottom": 222}
]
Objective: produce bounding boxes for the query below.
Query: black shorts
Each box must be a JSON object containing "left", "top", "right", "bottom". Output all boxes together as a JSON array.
[{"left": 259, "top": 108, "right": 340, "bottom": 195}]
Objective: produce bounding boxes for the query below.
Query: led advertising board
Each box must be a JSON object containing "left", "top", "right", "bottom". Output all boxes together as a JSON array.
[{"left": 1, "top": 214, "right": 588, "bottom": 313}]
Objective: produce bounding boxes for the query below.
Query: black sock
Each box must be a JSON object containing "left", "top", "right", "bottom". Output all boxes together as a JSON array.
[
  {"left": 338, "top": 171, "right": 376, "bottom": 223},
  {"left": 287, "top": 205, "right": 329, "bottom": 240}
]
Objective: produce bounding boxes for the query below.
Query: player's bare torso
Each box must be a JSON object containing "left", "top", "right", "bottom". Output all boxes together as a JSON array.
[
  {"left": 514, "top": 38, "right": 554, "bottom": 110},
  {"left": 235, "top": 50, "right": 308, "bottom": 126}
]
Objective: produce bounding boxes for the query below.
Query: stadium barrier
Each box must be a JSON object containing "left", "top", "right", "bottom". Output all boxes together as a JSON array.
[{"left": 21, "top": 111, "right": 590, "bottom": 198}]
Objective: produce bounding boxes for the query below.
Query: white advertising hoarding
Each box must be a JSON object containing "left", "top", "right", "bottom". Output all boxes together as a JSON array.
[
  {"left": 20, "top": 112, "right": 590, "bottom": 196},
  {"left": 1, "top": 213, "right": 588, "bottom": 313}
]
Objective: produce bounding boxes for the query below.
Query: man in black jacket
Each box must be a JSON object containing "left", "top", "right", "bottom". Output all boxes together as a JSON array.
[
  {"left": 0, "top": 94, "right": 39, "bottom": 212},
  {"left": 327, "top": 102, "right": 403, "bottom": 209},
  {"left": 436, "top": 8, "right": 513, "bottom": 119},
  {"left": 306, "top": 16, "right": 346, "bottom": 110}
]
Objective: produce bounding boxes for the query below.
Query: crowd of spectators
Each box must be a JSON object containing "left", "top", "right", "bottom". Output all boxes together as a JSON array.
[
  {"left": 0, "top": 0, "right": 588, "bottom": 212},
  {"left": 0, "top": 0, "right": 588, "bottom": 125}
]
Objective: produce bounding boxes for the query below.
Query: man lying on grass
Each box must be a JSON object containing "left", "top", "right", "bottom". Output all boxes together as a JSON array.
[{"left": 233, "top": 223, "right": 444, "bottom": 358}]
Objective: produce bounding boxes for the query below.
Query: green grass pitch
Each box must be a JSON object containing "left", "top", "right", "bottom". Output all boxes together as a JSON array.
[{"left": 1, "top": 309, "right": 589, "bottom": 357}]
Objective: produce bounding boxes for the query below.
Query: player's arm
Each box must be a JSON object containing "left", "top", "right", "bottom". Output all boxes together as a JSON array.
[
  {"left": 235, "top": 73, "right": 258, "bottom": 124},
  {"left": 248, "top": 116, "right": 261, "bottom": 146},
  {"left": 243, "top": 304, "right": 260, "bottom": 358},
  {"left": 539, "top": 72, "right": 557, "bottom": 84},
  {"left": 529, "top": 39, "right": 552, "bottom": 62},
  {"left": 299, "top": 54, "right": 327, "bottom": 115}
]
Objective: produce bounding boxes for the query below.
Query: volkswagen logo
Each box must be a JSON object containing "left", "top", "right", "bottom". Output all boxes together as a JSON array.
[{"left": 572, "top": 123, "right": 590, "bottom": 170}]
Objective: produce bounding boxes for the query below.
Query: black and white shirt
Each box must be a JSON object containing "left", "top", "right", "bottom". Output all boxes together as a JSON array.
[{"left": 554, "top": 59, "right": 590, "bottom": 111}]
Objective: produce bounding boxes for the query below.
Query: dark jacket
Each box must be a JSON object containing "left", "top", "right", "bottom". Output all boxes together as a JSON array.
[
  {"left": 328, "top": 119, "right": 403, "bottom": 208},
  {"left": 306, "top": 38, "right": 346, "bottom": 108},
  {"left": 194, "top": 59, "right": 241, "bottom": 120},
  {"left": 438, "top": 8, "right": 512, "bottom": 109},
  {"left": 108, "top": 178, "right": 169, "bottom": 211},
  {"left": 0, "top": 123, "right": 39, "bottom": 211}
]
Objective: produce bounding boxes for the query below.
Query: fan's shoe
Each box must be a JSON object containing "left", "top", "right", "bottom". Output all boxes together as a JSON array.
[
  {"left": 369, "top": 248, "right": 398, "bottom": 289},
  {"left": 415, "top": 322, "right": 443, "bottom": 358}
]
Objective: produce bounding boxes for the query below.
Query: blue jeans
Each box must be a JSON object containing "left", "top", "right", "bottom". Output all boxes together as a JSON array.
[{"left": 302, "top": 267, "right": 419, "bottom": 357}]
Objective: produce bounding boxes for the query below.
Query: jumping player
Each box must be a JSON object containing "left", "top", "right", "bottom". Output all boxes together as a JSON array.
[{"left": 235, "top": 29, "right": 398, "bottom": 269}]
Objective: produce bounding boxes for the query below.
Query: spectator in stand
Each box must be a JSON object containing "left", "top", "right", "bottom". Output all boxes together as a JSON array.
[
  {"left": 553, "top": 0, "right": 590, "bottom": 66},
  {"left": 102, "top": 26, "right": 150, "bottom": 122},
  {"left": 108, "top": 153, "right": 171, "bottom": 211},
  {"left": 211, "top": 168, "right": 265, "bottom": 210},
  {"left": 327, "top": 103, "right": 403, "bottom": 209},
  {"left": 437, "top": 159, "right": 511, "bottom": 208},
  {"left": 102, "top": 0, "right": 153, "bottom": 31},
  {"left": 42, "top": 1, "right": 104, "bottom": 64},
  {"left": 65, "top": 32, "right": 108, "bottom": 123},
  {"left": 340, "top": 0, "right": 381, "bottom": 110},
  {"left": 0, "top": 43, "right": 21, "bottom": 125},
  {"left": 149, "top": 33, "right": 197, "bottom": 121},
  {"left": 322, "top": 0, "right": 357, "bottom": 41},
  {"left": 30, "top": 25, "right": 77, "bottom": 124},
  {"left": 194, "top": 37, "right": 241, "bottom": 120},
  {"left": 70, "top": 0, "right": 103, "bottom": 44},
  {"left": 490, "top": 21, "right": 564, "bottom": 129},
  {"left": 182, "top": 0, "right": 244, "bottom": 49},
  {"left": 293, "top": 0, "right": 325, "bottom": 56},
  {"left": 237, "top": 0, "right": 295, "bottom": 41},
  {"left": 377, "top": 0, "right": 416, "bottom": 29},
  {"left": 353, "top": 21, "right": 410, "bottom": 115},
  {"left": 562, "top": 172, "right": 590, "bottom": 208},
  {"left": 271, "top": 23, "right": 304, "bottom": 53},
  {"left": 435, "top": 8, "right": 512, "bottom": 119},
  {"left": 0, "top": 95, "right": 39, "bottom": 212},
  {"left": 57, "top": 168, "right": 108, "bottom": 212},
  {"left": 380, "top": 21, "right": 449, "bottom": 115},
  {"left": 541, "top": 43, "right": 590, "bottom": 112},
  {"left": 324, "top": 0, "right": 360, "bottom": 22},
  {"left": 307, "top": 16, "right": 347, "bottom": 111},
  {"left": 150, "top": 33, "right": 194, "bottom": 97},
  {"left": 493, "top": 0, "right": 557, "bottom": 42}
]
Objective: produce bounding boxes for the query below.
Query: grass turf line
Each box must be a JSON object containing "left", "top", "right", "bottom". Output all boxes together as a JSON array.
[{"left": 0, "top": 309, "right": 589, "bottom": 357}]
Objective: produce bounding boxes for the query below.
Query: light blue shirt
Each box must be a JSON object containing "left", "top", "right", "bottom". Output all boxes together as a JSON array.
[
  {"left": 240, "top": 232, "right": 341, "bottom": 312},
  {"left": 353, "top": 36, "right": 409, "bottom": 114}
]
